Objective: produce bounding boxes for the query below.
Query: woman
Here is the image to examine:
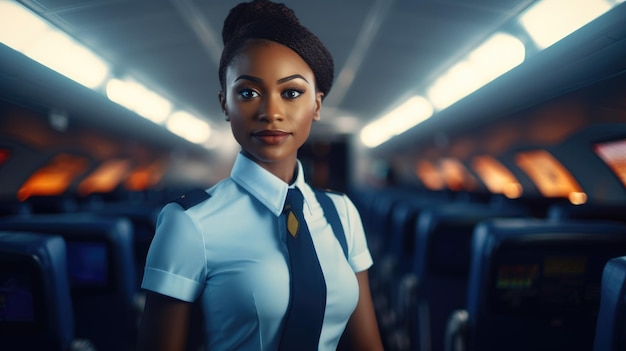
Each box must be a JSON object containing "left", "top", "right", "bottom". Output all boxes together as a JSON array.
[{"left": 137, "top": 1, "right": 383, "bottom": 350}]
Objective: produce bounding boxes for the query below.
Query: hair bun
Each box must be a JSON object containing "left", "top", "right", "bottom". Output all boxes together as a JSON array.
[
  {"left": 222, "top": 0, "right": 299, "bottom": 45},
  {"left": 219, "top": 0, "right": 335, "bottom": 98}
]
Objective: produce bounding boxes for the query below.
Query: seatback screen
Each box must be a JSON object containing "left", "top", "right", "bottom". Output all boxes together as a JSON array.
[
  {"left": 66, "top": 241, "right": 110, "bottom": 289},
  {"left": 0, "top": 263, "right": 44, "bottom": 334},
  {"left": 0, "top": 272, "right": 35, "bottom": 322},
  {"left": 490, "top": 242, "right": 626, "bottom": 320}
]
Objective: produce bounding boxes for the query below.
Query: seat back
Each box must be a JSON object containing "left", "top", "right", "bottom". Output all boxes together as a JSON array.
[
  {"left": 0, "top": 214, "right": 137, "bottom": 351},
  {"left": 368, "top": 191, "right": 419, "bottom": 301},
  {"left": 594, "top": 256, "right": 626, "bottom": 351},
  {"left": 0, "top": 231, "right": 74, "bottom": 351},
  {"left": 364, "top": 188, "right": 424, "bottom": 261},
  {"left": 386, "top": 197, "right": 444, "bottom": 308},
  {"left": 412, "top": 203, "right": 529, "bottom": 351},
  {"left": 375, "top": 197, "right": 438, "bottom": 349},
  {"left": 548, "top": 203, "right": 626, "bottom": 223},
  {"left": 367, "top": 192, "right": 402, "bottom": 260},
  {"left": 388, "top": 197, "right": 448, "bottom": 280},
  {"left": 466, "top": 219, "right": 626, "bottom": 351},
  {"left": 78, "top": 202, "right": 160, "bottom": 286}
]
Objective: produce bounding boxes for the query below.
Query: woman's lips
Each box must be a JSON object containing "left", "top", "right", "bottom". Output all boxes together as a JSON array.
[{"left": 252, "top": 130, "right": 291, "bottom": 145}]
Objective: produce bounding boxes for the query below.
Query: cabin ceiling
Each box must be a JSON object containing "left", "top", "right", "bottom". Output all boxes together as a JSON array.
[{"left": 16, "top": 0, "right": 538, "bottom": 142}]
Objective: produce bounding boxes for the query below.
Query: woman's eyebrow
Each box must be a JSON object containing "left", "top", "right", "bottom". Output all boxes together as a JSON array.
[
  {"left": 234, "top": 74, "right": 262, "bottom": 83},
  {"left": 234, "top": 74, "right": 309, "bottom": 84},
  {"left": 277, "top": 74, "right": 309, "bottom": 84}
]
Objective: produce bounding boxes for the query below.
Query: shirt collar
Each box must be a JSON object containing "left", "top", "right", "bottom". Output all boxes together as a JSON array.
[{"left": 230, "top": 153, "right": 313, "bottom": 217}]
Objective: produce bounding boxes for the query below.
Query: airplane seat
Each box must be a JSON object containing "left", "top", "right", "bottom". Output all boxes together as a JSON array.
[
  {"left": 77, "top": 199, "right": 162, "bottom": 324},
  {"left": 362, "top": 191, "right": 405, "bottom": 349},
  {"left": 351, "top": 188, "right": 430, "bottom": 350},
  {"left": 0, "top": 231, "right": 94, "bottom": 351},
  {"left": 366, "top": 191, "right": 398, "bottom": 260},
  {"left": 346, "top": 187, "right": 377, "bottom": 218},
  {"left": 444, "top": 309, "right": 468, "bottom": 351},
  {"left": 0, "top": 199, "right": 32, "bottom": 217},
  {"left": 389, "top": 198, "right": 450, "bottom": 286},
  {"left": 78, "top": 201, "right": 160, "bottom": 286},
  {"left": 375, "top": 198, "right": 425, "bottom": 349},
  {"left": 411, "top": 203, "right": 529, "bottom": 351},
  {"left": 366, "top": 192, "right": 402, "bottom": 291},
  {"left": 458, "top": 219, "right": 626, "bottom": 351},
  {"left": 379, "top": 197, "right": 447, "bottom": 350},
  {"left": 25, "top": 195, "right": 79, "bottom": 214},
  {"left": 488, "top": 194, "right": 533, "bottom": 214},
  {"left": 349, "top": 187, "right": 431, "bottom": 260},
  {"left": 593, "top": 255, "right": 626, "bottom": 351},
  {"left": 0, "top": 214, "right": 137, "bottom": 351},
  {"left": 548, "top": 202, "right": 626, "bottom": 223}
]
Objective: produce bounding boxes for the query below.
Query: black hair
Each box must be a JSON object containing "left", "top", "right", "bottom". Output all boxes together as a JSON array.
[{"left": 218, "top": 0, "right": 334, "bottom": 99}]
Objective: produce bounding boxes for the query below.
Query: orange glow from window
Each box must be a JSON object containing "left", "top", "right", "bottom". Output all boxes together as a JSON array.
[
  {"left": 17, "top": 153, "right": 89, "bottom": 200},
  {"left": 415, "top": 160, "right": 445, "bottom": 190},
  {"left": 472, "top": 155, "right": 522, "bottom": 198},
  {"left": 569, "top": 191, "right": 588, "bottom": 205},
  {"left": 124, "top": 160, "right": 166, "bottom": 191},
  {"left": 515, "top": 150, "right": 584, "bottom": 199},
  {"left": 503, "top": 183, "right": 523, "bottom": 199},
  {"left": 78, "top": 159, "right": 132, "bottom": 196},
  {"left": 0, "top": 149, "right": 10, "bottom": 166},
  {"left": 440, "top": 158, "right": 478, "bottom": 192},
  {"left": 594, "top": 138, "right": 626, "bottom": 188}
]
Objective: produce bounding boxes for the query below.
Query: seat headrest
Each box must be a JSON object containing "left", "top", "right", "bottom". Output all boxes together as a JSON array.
[{"left": 0, "top": 231, "right": 74, "bottom": 350}]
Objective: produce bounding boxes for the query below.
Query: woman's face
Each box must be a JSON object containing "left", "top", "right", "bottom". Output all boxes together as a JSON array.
[{"left": 220, "top": 41, "right": 323, "bottom": 174}]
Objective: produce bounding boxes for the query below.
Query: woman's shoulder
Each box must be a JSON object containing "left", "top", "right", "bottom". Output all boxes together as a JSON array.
[
  {"left": 312, "top": 188, "right": 358, "bottom": 211},
  {"left": 160, "top": 178, "right": 240, "bottom": 217}
]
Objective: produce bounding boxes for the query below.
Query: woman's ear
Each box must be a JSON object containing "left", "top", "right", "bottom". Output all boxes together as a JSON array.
[
  {"left": 218, "top": 91, "right": 229, "bottom": 121},
  {"left": 313, "top": 92, "right": 323, "bottom": 122}
]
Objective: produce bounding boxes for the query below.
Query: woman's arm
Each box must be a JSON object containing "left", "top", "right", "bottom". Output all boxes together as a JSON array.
[
  {"left": 137, "top": 291, "right": 192, "bottom": 351},
  {"left": 344, "top": 270, "right": 385, "bottom": 351}
]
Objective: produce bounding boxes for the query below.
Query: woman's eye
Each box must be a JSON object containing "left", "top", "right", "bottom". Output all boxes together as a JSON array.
[
  {"left": 239, "top": 89, "right": 259, "bottom": 99},
  {"left": 282, "top": 89, "right": 303, "bottom": 99}
]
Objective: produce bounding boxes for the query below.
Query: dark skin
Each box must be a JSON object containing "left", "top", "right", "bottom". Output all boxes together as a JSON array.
[
  {"left": 137, "top": 41, "right": 384, "bottom": 351},
  {"left": 137, "top": 293, "right": 191, "bottom": 351},
  {"left": 220, "top": 40, "right": 321, "bottom": 183}
]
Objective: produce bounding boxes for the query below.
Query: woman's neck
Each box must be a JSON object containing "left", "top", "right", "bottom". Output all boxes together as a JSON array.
[{"left": 242, "top": 151, "right": 298, "bottom": 184}]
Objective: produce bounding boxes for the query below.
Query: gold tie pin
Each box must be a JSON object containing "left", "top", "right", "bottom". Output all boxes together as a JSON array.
[{"left": 287, "top": 211, "right": 299, "bottom": 238}]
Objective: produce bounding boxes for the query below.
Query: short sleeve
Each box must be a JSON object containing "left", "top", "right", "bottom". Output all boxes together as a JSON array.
[
  {"left": 337, "top": 194, "right": 373, "bottom": 273},
  {"left": 141, "top": 203, "right": 207, "bottom": 302}
]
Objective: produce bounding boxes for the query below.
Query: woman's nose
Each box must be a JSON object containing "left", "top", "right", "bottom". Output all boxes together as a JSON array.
[{"left": 258, "top": 94, "right": 284, "bottom": 122}]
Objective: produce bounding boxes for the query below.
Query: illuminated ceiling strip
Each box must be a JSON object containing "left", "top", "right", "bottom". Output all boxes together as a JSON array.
[
  {"left": 0, "top": 1, "right": 109, "bottom": 89},
  {"left": 519, "top": 0, "right": 613, "bottom": 50},
  {"left": 360, "top": 95, "right": 433, "bottom": 148},
  {"left": 0, "top": 0, "right": 215, "bottom": 149},
  {"left": 361, "top": 0, "right": 621, "bottom": 148}
]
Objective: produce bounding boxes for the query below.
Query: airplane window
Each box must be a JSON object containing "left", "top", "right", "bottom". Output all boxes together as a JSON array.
[
  {"left": 440, "top": 158, "right": 478, "bottom": 192},
  {"left": 594, "top": 138, "right": 626, "bottom": 188},
  {"left": 472, "top": 155, "right": 522, "bottom": 198},
  {"left": 515, "top": 150, "right": 585, "bottom": 202},
  {"left": 17, "top": 153, "right": 89, "bottom": 201},
  {"left": 77, "top": 159, "right": 131, "bottom": 196},
  {"left": 124, "top": 161, "right": 167, "bottom": 191},
  {"left": 415, "top": 160, "right": 445, "bottom": 191}
]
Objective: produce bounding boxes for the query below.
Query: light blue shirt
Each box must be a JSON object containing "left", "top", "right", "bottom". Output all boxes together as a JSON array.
[{"left": 142, "top": 153, "right": 373, "bottom": 350}]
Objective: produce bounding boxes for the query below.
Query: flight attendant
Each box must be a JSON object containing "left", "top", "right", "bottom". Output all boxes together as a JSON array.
[{"left": 137, "top": 1, "right": 384, "bottom": 350}]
